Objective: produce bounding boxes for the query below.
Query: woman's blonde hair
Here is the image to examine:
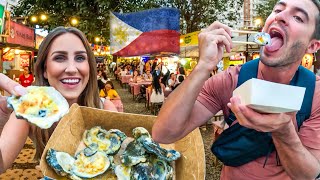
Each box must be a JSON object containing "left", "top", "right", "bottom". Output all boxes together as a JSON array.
[{"left": 32, "top": 26, "right": 101, "bottom": 159}]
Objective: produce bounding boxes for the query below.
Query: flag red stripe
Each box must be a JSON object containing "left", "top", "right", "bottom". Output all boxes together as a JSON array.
[{"left": 113, "top": 30, "right": 180, "bottom": 56}]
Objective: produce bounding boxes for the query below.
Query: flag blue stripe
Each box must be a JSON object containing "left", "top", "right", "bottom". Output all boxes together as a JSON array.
[{"left": 112, "top": 8, "right": 180, "bottom": 32}]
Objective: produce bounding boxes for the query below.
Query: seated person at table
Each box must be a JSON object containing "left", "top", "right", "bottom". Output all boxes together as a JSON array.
[
  {"left": 120, "top": 67, "right": 127, "bottom": 76},
  {"left": 167, "top": 73, "right": 177, "bottom": 90},
  {"left": 97, "top": 70, "right": 109, "bottom": 83},
  {"left": 143, "top": 70, "right": 153, "bottom": 81},
  {"left": 131, "top": 70, "right": 142, "bottom": 83},
  {"left": 99, "top": 81, "right": 121, "bottom": 100}
]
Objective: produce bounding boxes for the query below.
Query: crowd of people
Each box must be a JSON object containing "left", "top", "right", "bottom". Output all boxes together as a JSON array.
[{"left": 0, "top": 0, "right": 319, "bottom": 179}]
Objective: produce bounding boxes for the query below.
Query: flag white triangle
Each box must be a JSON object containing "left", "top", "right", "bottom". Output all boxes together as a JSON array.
[{"left": 110, "top": 12, "right": 143, "bottom": 54}]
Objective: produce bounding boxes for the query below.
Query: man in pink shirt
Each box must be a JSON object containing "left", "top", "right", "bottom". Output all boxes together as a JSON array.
[{"left": 152, "top": 0, "right": 320, "bottom": 179}]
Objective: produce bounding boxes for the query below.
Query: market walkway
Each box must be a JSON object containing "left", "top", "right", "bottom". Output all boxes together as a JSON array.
[{"left": 0, "top": 78, "right": 222, "bottom": 179}]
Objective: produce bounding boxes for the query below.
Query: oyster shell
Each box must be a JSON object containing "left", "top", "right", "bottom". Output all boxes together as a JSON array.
[
  {"left": 132, "top": 127, "right": 151, "bottom": 141},
  {"left": 151, "top": 157, "right": 173, "bottom": 180},
  {"left": 120, "top": 140, "right": 148, "bottom": 166},
  {"left": 7, "top": 86, "right": 69, "bottom": 129},
  {"left": 115, "top": 164, "right": 131, "bottom": 180},
  {"left": 131, "top": 162, "right": 154, "bottom": 179},
  {"left": 83, "top": 126, "right": 127, "bottom": 155},
  {"left": 73, "top": 149, "right": 110, "bottom": 178},
  {"left": 254, "top": 32, "right": 271, "bottom": 46},
  {"left": 131, "top": 127, "right": 180, "bottom": 162},
  {"left": 141, "top": 138, "right": 180, "bottom": 162},
  {"left": 46, "top": 148, "right": 74, "bottom": 177},
  {"left": 46, "top": 148, "right": 110, "bottom": 179}
]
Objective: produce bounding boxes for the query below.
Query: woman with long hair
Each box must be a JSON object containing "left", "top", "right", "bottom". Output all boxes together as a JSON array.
[
  {"left": 0, "top": 27, "right": 116, "bottom": 172},
  {"left": 150, "top": 70, "right": 165, "bottom": 104}
]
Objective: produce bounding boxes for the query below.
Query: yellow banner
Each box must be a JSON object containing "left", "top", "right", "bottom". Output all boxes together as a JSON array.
[{"left": 180, "top": 31, "right": 200, "bottom": 47}]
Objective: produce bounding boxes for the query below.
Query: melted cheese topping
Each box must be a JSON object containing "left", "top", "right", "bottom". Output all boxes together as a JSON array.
[
  {"left": 16, "top": 88, "right": 59, "bottom": 117},
  {"left": 74, "top": 153, "right": 107, "bottom": 175}
]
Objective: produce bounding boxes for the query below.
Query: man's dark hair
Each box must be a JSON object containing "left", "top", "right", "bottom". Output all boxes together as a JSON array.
[{"left": 311, "top": 0, "right": 320, "bottom": 39}]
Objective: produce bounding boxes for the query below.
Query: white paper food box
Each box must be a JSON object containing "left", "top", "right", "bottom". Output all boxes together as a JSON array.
[{"left": 233, "top": 78, "right": 306, "bottom": 113}]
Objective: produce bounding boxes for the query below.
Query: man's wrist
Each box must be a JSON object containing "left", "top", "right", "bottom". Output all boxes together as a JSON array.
[
  {"left": 193, "top": 62, "right": 213, "bottom": 76},
  {"left": 272, "top": 120, "right": 295, "bottom": 139}
]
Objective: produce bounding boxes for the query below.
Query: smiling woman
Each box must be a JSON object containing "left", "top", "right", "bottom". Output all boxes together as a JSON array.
[
  {"left": 35, "top": 27, "right": 100, "bottom": 108},
  {"left": 0, "top": 27, "right": 117, "bottom": 173},
  {"left": 32, "top": 26, "right": 118, "bottom": 160}
]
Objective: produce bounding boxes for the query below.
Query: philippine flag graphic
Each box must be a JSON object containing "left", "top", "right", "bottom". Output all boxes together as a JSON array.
[{"left": 110, "top": 8, "right": 180, "bottom": 56}]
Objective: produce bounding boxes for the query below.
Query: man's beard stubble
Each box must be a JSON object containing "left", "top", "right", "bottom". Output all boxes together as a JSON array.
[{"left": 259, "top": 41, "right": 307, "bottom": 68}]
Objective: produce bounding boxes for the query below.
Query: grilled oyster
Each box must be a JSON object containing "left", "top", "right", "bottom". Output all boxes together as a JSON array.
[
  {"left": 131, "top": 162, "right": 154, "bottom": 179},
  {"left": 151, "top": 157, "right": 174, "bottom": 180},
  {"left": 7, "top": 86, "right": 69, "bottom": 129},
  {"left": 46, "top": 148, "right": 110, "bottom": 179},
  {"left": 73, "top": 149, "right": 110, "bottom": 178},
  {"left": 254, "top": 32, "right": 271, "bottom": 46},
  {"left": 141, "top": 138, "right": 180, "bottom": 162},
  {"left": 132, "top": 127, "right": 180, "bottom": 162},
  {"left": 120, "top": 140, "right": 148, "bottom": 166},
  {"left": 115, "top": 164, "right": 131, "bottom": 180},
  {"left": 46, "top": 148, "right": 75, "bottom": 177},
  {"left": 83, "top": 126, "right": 127, "bottom": 155}
]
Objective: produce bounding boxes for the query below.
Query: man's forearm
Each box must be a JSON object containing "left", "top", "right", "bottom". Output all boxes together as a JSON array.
[
  {"left": 152, "top": 63, "right": 210, "bottom": 143},
  {"left": 272, "top": 122, "right": 320, "bottom": 179}
]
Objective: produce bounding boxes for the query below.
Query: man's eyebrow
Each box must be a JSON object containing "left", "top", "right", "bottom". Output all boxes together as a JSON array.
[
  {"left": 295, "top": 6, "right": 309, "bottom": 21},
  {"left": 276, "top": 1, "right": 309, "bottom": 21}
]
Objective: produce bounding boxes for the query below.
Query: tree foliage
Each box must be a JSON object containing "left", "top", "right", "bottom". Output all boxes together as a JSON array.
[
  {"left": 11, "top": 0, "right": 244, "bottom": 43},
  {"left": 255, "top": 0, "right": 277, "bottom": 23},
  {"left": 160, "top": 0, "right": 244, "bottom": 34},
  {"left": 12, "top": 0, "right": 121, "bottom": 43}
]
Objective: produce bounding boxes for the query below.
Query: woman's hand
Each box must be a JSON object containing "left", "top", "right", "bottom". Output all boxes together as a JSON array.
[{"left": 0, "top": 74, "right": 27, "bottom": 131}]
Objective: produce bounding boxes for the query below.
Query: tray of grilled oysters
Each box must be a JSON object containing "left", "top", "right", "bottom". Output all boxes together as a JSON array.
[{"left": 46, "top": 126, "right": 180, "bottom": 179}]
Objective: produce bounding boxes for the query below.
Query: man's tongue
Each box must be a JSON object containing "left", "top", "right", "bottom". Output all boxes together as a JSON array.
[{"left": 265, "top": 37, "right": 283, "bottom": 52}]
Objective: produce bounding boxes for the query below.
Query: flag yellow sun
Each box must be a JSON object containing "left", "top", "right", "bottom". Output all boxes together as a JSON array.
[{"left": 112, "top": 26, "right": 129, "bottom": 45}]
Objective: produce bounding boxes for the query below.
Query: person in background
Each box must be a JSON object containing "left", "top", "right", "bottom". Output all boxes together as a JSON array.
[
  {"left": 145, "top": 60, "right": 152, "bottom": 72},
  {"left": 138, "top": 59, "right": 145, "bottom": 75},
  {"left": 19, "top": 66, "right": 34, "bottom": 87},
  {"left": 151, "top": 60, "right": 158, "bottom": 73},
  {"left": 120, "top": 67, "right": 127, "bottom": 76},
  {"left": 0, "top": 27, "right": 117, "bottom": 173},
  {"left": 152, "top": 0, "right": 320, "bottom": 179},
  {"left": 131, "top": 70, "right": 142, "bottom": 83},
  {"left": 150, "top": 70, "right": 165, "bottom": 104},
  {"left": 177, "top": 62, "right": 186, "bottom": 75},
  {"left": 143, "top": 70, "right": 153, "bottom": 81},
  {"left": 97, "top": 70, "right": 109, "bottom": 84},
  {"left": 174, "top": 75, "right": 185, "bottom": 89},
  {"left": 167, "top": 73, "right": 177, "bottom": 90},
  {"left": 99, "top": 81, "right": 121, "bottom": 100}
]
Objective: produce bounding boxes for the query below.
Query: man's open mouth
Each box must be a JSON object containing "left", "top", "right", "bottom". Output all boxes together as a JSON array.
[{"left": 265, "top": 29, "right": 284, "bottom": 52}]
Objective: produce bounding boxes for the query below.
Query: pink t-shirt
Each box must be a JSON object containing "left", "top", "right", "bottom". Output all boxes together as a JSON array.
[{"left": 197, "top": 65, "right": 320, "bottom": 179}]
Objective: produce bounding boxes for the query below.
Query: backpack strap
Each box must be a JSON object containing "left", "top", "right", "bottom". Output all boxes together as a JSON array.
[
  {"left": 225, "top": 59, "right": 260, "bottom": 126},
  {"left": 290, "top": 65, "right": 316, "bottom": 129},
  {"left": 236, "top": 59, "right": 259, "bottom": 87}
]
